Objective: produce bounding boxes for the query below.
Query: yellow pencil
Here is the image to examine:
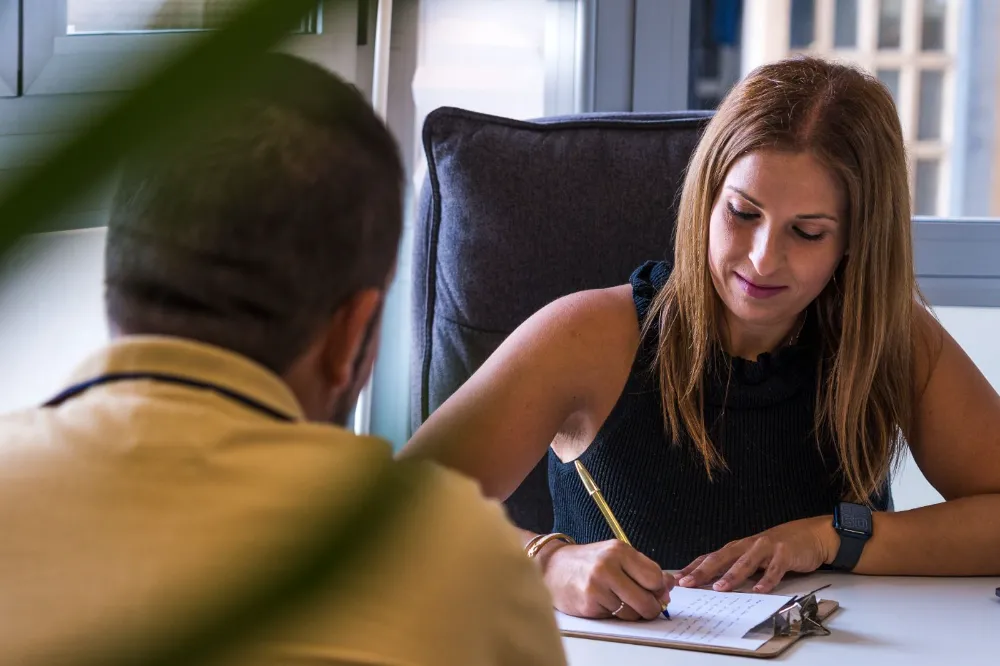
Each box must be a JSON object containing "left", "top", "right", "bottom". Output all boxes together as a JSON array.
[{"left": 574, "top": 459, "right": 670, "bottom": 619}]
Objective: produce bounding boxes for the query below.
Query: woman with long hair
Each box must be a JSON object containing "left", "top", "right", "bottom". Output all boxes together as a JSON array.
[{"left": 402, "top": 56, "right": 1000, "bottom": 621}]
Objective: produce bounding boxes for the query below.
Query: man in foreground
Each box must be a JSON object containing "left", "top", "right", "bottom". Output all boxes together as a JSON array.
[{"left": 0, "top": 54, "right": 566, "bottom": 666}]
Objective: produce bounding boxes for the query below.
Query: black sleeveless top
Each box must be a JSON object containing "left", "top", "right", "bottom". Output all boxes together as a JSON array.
[{"left": 548, "top": 260, "right": 891, "bottom": 569}]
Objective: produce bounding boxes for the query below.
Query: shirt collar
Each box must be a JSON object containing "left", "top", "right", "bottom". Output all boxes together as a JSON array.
[{"left": 65, "top": 336, "right": 306, "bottom": 421}]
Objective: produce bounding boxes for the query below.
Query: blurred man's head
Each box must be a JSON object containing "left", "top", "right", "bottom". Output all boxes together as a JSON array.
[{"left": 105, "top": 54, "right": 404, "bottom": 425}]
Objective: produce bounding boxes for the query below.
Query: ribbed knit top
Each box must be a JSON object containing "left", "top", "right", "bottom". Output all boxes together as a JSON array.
[{"left": 548, "top": 260, "right": 891, "bottom": 569}]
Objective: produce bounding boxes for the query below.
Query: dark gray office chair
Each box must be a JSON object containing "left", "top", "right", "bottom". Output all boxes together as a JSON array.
[{"left": 411, "top": 107, "right": 714, "bottom": 534}]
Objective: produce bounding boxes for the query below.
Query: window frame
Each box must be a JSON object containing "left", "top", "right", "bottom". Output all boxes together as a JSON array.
[
  {"left": 21, "top": 0, "right": 357, "bottom": 96},
  {"left": 0, "top": 0, "right": 17, "bottom": 97},
  {"left": 914, "top": 219, "right": 1000, "bottom": 307},
  {"left": 584, "top": 0, "right": 691, "bottom": 113}
]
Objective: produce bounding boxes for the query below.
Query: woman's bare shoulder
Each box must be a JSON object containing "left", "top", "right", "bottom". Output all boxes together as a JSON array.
[{"left": 524, "top": 284, "right": 641, "bottom": 371}]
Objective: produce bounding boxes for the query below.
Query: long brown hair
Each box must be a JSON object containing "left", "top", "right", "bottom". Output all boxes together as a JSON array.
[{"left": 645, "top": 56, "right": 921, "bottom": 502}]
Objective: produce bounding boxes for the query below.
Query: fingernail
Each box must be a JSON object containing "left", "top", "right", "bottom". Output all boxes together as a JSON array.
[
  {"left": 679, "top": 576, "right": 694, "bottom": 586},
  {"left": 713, "top": 581, "right": 728, "bottom": 591}
]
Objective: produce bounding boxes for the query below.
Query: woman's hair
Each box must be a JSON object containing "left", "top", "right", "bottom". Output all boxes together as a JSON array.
[{"left": 644, "top": 55, "right": 923, "bottom": 502}]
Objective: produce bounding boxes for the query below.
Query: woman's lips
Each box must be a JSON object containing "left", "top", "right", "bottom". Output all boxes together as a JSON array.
[{"left": 735, "top": 273, "right": 787, "bottom": 299}]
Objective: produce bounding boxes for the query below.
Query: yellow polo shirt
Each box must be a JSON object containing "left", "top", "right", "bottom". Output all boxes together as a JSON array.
[{"left": 0, "top": 336, "right": 566, "bottom": 666}]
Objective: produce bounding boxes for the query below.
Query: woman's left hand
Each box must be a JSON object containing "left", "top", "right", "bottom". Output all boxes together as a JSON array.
[{"left": 676, "top": 516, "right": 839, "bottom": 593}]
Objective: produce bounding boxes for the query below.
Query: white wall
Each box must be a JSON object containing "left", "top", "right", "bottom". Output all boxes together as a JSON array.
[
  {"left": 0, "top": 229, "right": 994, "bottom": 513},
  {"left": 0, "top": 228, "right": 108, "bottom": 412}
]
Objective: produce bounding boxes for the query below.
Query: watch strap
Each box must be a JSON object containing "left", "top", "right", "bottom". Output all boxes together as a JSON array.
[{"left": 830, "top": 531, "right": 867, "bottom": 571}]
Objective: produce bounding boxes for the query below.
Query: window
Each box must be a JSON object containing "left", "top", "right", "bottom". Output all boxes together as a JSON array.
[
  {"left": 878, "top": 0, "right": 903, "bottom": 50},
  {"left": 0, "top": 0, "right": 15, "bottom": 97},
  {"left": 22, "top": 1, "right": 350, "bottom": 95},
  {"left": 833, "top": 0, "right": 858, "bottom": 49},
  {"left": 877, "top": 68, "right": 901, "bottom": 103},
  {"left": 917, "top": 69, "right": 944, "bottom": 140},
  {"left": 921, "top": 0, "right": 947, "bottom": 51},
  {"left": 2, "top": 1, "right": 359, "bottom": 232},
  {"left": 67, "top": 0, "right": 260, "bottom": 33},
  {"left": 789, "top": 0, "right": 816, "bottom": 49},
  {"left": 915, "top": 158, "right": 941, "bottom": 216},
  {"left": 358, "top": 0, "right": 585, "bottom": 443},
  {"left": 736, "top": 0, "right": 981, "bottom": 218},
  {"left": 688, "top": 0, "right": 1000, "bottom": 314}
]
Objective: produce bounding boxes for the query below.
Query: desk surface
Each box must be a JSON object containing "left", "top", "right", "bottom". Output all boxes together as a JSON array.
[{"left": 562, "top": 573, "right": 1000, "bottom": 665}]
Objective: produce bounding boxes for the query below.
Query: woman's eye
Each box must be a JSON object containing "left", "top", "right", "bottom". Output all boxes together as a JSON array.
[
  {"left": 794, "top": 227, "right": 825, "bottom": 241},
  {"left": 726, "top": 201, "right": 758, "bottom": 220}
]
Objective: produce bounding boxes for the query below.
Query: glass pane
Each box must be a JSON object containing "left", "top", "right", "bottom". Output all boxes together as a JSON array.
[
  {"left": 689, "top": 0, "right": 743, "bottom": 109},
  {"left": 68, "top": 0, "right": 264, "bottom": 34},
  {"left": 878, "top": 0, "right": 903, "bottom": 49},
  {"left": 834, "top": 0, "right": 858, "bottom": 48},
  {"left": 918, "top": 70, "right": 944, "bottom": 140},
  {"left": 921, "top": 0, "right": 947, "bottom": 50},
  {"left": 789, "top": 0, "right": 816, "bottom": 49},
  {"left": 915, "top": 159, "right": 940, "bottom": 216},
  {"left": 700, "top": 0, "right": 996, "bottom": 219},
  {"left": 381, "top": 0, "right": 584, "bottom": 443},
  {"left": 877, "top": 69, "right": 900, "bottom": 104}
]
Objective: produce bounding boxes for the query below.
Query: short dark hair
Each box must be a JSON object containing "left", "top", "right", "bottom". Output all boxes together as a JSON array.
[{"left": 105, "top": 54, "right": 404, "bottom": 372}]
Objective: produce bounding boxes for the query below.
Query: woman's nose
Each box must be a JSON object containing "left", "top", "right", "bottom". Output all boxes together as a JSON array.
[{"left": 749, "top": 226, "right": 784, "bottom": 278}]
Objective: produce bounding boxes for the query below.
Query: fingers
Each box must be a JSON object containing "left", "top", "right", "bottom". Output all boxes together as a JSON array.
[
  {"left": 608, "top": 566, "right": 666, "bottom": 620},
  {"left": 560, "top": 541, "right": 665, "bottom": 621},
  {"left": 677, "top": 555, "right": 708, "bottom": 583},
  {"left": 678, "top": 545, "right": 740, "bottom": 588},
  {"left": 588, "top": 566, "right": 647, "bottom": 622},
  {"left": 752, "top": 549, "right": 790, "bottom": 593},
  {"left": 712, "top": 539, "right": 772, "bottom": 592},
  {"left": 677, "top": 521, "right": 827, "bottom": 594},
  {"left": 615, "top": 544, "right": 671, "bottom": 619},
  {"left": 592, "top": 585, "right": 641, "bottom": 621},
  {"left": 678, "top": 555, "right": 707, "bottom": 578},
  {"left": 618, "top": 544, "right": 668, "bottom": 595},
  {"left": 607, "top": 599, "right": 642, "bottom": 622}
]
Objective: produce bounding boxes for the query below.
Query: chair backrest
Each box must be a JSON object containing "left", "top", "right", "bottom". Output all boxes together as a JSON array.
[{"left": 412, "top": 107, "right": 713, "bottom": 533}]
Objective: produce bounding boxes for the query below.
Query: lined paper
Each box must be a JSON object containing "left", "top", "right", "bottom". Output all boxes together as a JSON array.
[{"left": 557, "top": 587, "right": 792, "bottom": 651}]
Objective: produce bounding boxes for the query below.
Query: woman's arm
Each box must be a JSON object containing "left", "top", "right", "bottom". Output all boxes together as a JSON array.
[
  {"left": 402, "top": 286, "right": 675, "bottom": 620},
  {"left": 678, "top": 305, "right": 1000, "bottom": 592},
  {"left": 851, "top": 305, "right": 1000, "bottom": 575},
  {"left": 400, "top": 285, "right": 639, "bottom": 500}
]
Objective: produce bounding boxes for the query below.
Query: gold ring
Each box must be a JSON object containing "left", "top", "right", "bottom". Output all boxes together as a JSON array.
[{"left": 611, "top": 600, "right": 626, "bottom": 617}]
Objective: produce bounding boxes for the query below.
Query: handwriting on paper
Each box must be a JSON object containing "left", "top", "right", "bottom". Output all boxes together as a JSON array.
[{"left": 556, "top": 587, "right": 792, "bottom": 651}]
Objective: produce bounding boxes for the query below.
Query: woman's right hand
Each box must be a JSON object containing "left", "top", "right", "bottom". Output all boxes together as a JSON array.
[{"left": 541, "top": 540, "right": 674, "bottom": 621}]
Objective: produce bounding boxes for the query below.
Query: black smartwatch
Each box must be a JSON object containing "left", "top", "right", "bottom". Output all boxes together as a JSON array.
[{"left": 831, "top": 501, "right": 873, "bottom": 571}]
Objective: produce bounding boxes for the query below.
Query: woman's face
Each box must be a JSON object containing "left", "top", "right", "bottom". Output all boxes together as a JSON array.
[{"left": 708, "top": 149, "right": 847, "bottom": 338}]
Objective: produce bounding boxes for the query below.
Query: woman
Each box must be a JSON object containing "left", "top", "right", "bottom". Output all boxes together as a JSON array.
[{"left": 402, "top": 56, "right": 1000, "bottom": 622}]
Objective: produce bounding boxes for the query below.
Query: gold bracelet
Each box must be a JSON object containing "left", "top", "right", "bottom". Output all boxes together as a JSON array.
[
  {"left": 526, "top": 532, "right": 576, "bottom": 559},
  {"left": 523, "top": 534, "right": 547, "bottom": 555}
]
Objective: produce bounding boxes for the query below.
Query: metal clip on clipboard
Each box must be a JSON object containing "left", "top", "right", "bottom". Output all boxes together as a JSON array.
[
  {"left": 749, "top": 583, "right": 833, "bottom": 639},
  {"left": 770, "top": 591, "right": 832, "bottom": 638}
]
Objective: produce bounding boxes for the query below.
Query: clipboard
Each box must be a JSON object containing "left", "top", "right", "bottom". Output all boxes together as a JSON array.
[{"left": 559, "top": 597, "right": 839, "bottom": 659}]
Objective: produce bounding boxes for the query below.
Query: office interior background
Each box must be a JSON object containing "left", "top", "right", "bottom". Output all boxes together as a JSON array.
[{"left": 0, "top": 0, "right": 997, "bottom": 512}]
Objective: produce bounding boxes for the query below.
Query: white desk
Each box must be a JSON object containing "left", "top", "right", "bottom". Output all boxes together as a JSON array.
[{"left": 563, "top": 573, "right": 1000, "bottom": 665}]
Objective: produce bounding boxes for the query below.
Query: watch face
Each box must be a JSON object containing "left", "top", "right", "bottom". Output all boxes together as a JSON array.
[{"left": 836, "top": 503, "right": 872, "bottom": 535}]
